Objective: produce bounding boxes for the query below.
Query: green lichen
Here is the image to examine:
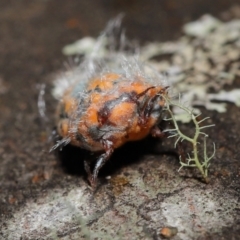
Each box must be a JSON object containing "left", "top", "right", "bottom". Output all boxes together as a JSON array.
[{"left": 163, "top": 95, "right": 216, "bottom": 183}]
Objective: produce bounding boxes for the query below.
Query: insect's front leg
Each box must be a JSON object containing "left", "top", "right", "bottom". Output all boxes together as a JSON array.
[
  {"left": 87, "top": 139, "right": 114, "bottom": 188},
  {"left": 138, "top": 87, "right": 169, "bottom": 125},
  {"left": 138, "top": 94, "right": 161, "bottom": 126}
]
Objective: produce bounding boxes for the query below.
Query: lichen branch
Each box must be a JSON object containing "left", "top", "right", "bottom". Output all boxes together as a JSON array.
[{"left": 162, "top": 95, "right": 216, "bottom": 183}]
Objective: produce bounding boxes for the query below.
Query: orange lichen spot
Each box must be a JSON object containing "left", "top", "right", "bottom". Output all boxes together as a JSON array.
[{"left": 160, "top": 227, "right": 178, "bottom": 239}]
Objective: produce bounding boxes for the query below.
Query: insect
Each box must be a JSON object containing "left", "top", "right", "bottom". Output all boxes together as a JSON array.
[{"left": 52, "top": 18, "right": 169, "bottom": 188}]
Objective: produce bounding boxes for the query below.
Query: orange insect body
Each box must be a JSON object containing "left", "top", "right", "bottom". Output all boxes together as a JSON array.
[
  {"left": 53, "top": 17, "right": 168, "bottom": 187},
  {"left": 54, "top": 66, "right": 168, "bottom": 187},
  {"left": 57, "top": 73, "right": 166, "bottom": 149}
]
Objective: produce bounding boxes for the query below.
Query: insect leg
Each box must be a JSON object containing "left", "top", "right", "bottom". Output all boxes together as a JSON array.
[
  {"left": 139, "top": 87, "right": 169, "bottom": 125},
  {"left": 138, "top": 94, "right": 160, "bottom": 125},
  {"left": 90, "top": 140, "right": 114, "bottom": 188}
]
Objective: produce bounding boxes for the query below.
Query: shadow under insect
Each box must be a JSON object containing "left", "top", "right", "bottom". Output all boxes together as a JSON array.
[{"left": 56, "top": 134, "right": 179, "bottom": 184}]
